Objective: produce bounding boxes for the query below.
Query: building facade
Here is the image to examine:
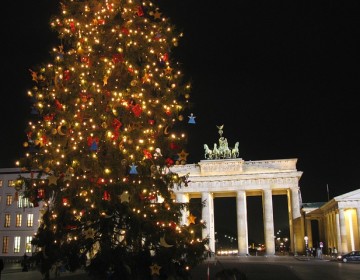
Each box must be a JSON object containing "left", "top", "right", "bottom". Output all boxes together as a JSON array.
[
  {"left": 303, "top": 189, "right": 360, "bottom": 255},
  {"left": 0, "top": 168, "right": 42, "bottom": 259}
]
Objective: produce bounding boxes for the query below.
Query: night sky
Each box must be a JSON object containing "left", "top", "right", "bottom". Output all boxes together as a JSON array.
[{"left": 1, "top": 0, "right": 360, "bottom": 243}]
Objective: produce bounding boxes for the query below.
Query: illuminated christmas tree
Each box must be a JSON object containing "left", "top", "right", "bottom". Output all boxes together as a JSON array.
[{"left": 17, "top": 1, "right": 207, "bottom": 279}]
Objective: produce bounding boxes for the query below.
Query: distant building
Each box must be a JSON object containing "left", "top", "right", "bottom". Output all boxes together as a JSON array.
[
  {"left": 302, "top": 189, "right": 360, "bottom": 255},
  {"left": 0, "top": 168, "right": 43, "bottom": 259}
]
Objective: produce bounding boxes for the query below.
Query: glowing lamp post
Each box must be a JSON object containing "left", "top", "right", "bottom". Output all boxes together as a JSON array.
[{"left": 304, "top": 236, "right": 309, "bottom": 257}]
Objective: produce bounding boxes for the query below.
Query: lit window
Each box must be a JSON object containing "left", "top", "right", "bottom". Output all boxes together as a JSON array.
[
  {"left": 4, "top": 214, "right": 11, "bottom": 227},
  {"left": 14, "top": 236, "right": 21, "bottom": 253},
  {"left": 16, "top": 214, "right": 22, "bottom": 227},
  {"left": 25, "top": 236, "right": 33, "bottom": 253},
  {"left": 17, "top": 195, "right": 23, "bottom": 208},
  {"left": 8, "top": 180, "right": 15, "bottom": 187},
  {"left": 2, "top": 236, "right": 9, "bottom": 253},
  {"left": 6, "top": 195, "right": 13, "bottom": 206},
  {"left": 0, "top": 180, "right": 3, "bottom": 187},
  {"left": 18, "top": 196, "right": 33, "bottom": 208},
  {"left": 27, "top": 214, "right": 34, "bottom": 227}
]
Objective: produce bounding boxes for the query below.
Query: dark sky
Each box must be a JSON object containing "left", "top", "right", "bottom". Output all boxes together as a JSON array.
[{"left": 1, "top": 0, "right": 360, "bottom": 242}]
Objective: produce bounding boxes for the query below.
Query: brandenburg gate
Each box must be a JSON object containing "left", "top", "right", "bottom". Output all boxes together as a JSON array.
[{"left": 171, "top": 126, "right": 305, "bottom": 255}]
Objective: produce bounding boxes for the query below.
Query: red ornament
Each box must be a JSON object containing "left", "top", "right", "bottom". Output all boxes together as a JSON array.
[
  {"left": 148, "top": 119, "right": 155, "bottom": 125},
  {"left": 112, "top": 118, "right": 122, "bottom": 130},
  {"left": 143, "top": 149, "right": 152, "bottom": 159},
  {"left": 160, "top": 53, "right": 169, "bottom": 62},
  {"left": 131, "top": 104, "right": 142, "bottom": 117},
  {"left": 97, "top": 178, "right": 106, "bottom": 185},
  {"left": 137, "top": 6, "right": 144, "bottom": 16},
  {"left": 55, "top": 99, "right": 63, "bottom": 110},
  {"left": 165, "top": 158, "right": 174, "bottom": 167},
  {"left": 170, "top": 142, "right": 180, "bottom": 150},
  {"left": 120, "top": 26, "right": 129, "bottom": 35},
  {"left": 66, "top": 225, "right": 77, "bottom": 230},
  {"left": 40, "top": 135, "right": 48, "bottom": 146},
  {"left": 62, "top": 198, "right": 69, "bottom": 205},
  {"left": 63, "top": 69, "right": 71, "bottom": 81},
  {"left": 37, "top": 189, "right": 45, "bottom": 199},
  {"left": 97, "top": 19, "right": 105, "bottom": 25},
  {"left": 165, "top": 109, "right": 171, "bottom": 116},
  {"left": 112, "top": 53, "right": 124, "bottom": 64},
  {"left": 103, "top": 191, "right": 110, "bottom": 201},
  {"left": 69, "top": 21, "right": 76, "bottom": 32},
  {"left": 43, "top": 114, "right": 55, "bottom": 121},
  {"left": 81, "top": 56, "right": 91, "bottom": 66}
]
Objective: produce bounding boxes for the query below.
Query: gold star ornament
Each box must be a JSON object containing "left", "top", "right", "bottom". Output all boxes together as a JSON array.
[
  {"left": 150, "top": 263, "right": 161, "bottom": 275},
  {"left": 83, "top": 228, "right": 95, "bottom": 239},
  {"left": 187, "top": 213, "right": 196, "bottom": 225},
  {"left": 119, "top": 191, "right": 130, "bottom": 203},
  {"left": 177, "top": 149, "right": 189, "bottom": 162}
]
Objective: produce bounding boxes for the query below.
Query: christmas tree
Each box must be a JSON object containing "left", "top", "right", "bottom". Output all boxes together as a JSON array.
[{"left": 17, "top": 0, "right": 208, "bottom": 279}]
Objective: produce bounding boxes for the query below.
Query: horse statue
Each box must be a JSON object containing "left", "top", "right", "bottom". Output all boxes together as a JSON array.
[
  {"left": 204, "top": 144, "right": 213, "bottom": 159},
  {"left": 231, "top": 142, "right": 239, "bottom": 158},
  {"left": 223, "top": 146, "right": 232, "bottom": 158},
  {"left": 219, "top": 137, "right": 231, "bottom": 158},
  {"left": 213, "top": 143, "right": 220, "bottom": 159}
]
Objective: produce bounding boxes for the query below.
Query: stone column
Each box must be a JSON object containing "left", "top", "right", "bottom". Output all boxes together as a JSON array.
[
  {"left": 263, "top": 189, "right": 275, "bottom": 255},
  {"left": 331, "top": 211, "right": 337, "bottom": 249},
  {"left": 305, "top": 218, "right": 313, "bottom": 248},
  {"left": 325, "top": 213, "right": 330, "bottom": 251},
  {"left": 328, "top": 211, "right": 334, "bottom": 249},
  {"left": 339, "top": 208, "right": 348, "bottom": 253},
  {"left": 335, "top": 212, "right": 341, "bottom": 254},
  {"left": 236, "top": 190, "right": 248, "bottom": 255},
  {"left": 291, "top": 187, "right": 301, "bottom": 219},
  {"left": 357, "top": 207, "right": 360, "bottom": 248},
  {"left": 175, "top": 193, "right": 189, "bottom": 226},
  {"left": 202, "top": 192, "right": 215, "bottom": 254},
  {"left": 287, "top": 189, "right": 295, "bottom": 254}
]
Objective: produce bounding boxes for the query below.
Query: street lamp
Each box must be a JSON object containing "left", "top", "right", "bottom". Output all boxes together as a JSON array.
[{"left": 304, "top": 236, "right": 309, "bottom": 257}]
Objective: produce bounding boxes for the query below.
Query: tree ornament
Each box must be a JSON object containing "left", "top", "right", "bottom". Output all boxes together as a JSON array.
[
  {"left": 187, "top": 214, "right": 196, "bottom": 225},
  {"left": 112, "top": 53, "right": 123, "bottom": 64},
  {"left": 129, "top": 163, "right": 138, "bottom": 175},
  {"left": 119, "top": 191, "right": 130, "bottom": 203},
  {"left": 188, "top": 113, "right": 196, "bottom": 124},
  {"left": 159, "top": 235, "right": 174, "bottom": 248},
  {"left": 137, "top": 6, "right": 144, "bottom": 16},
  {"left": 150, "top": 264, "right": 161, "bottom": 276},
  {"left": 131, "top": 104, "right": 142, "bottom": 117},
  {"left": 29, "top": 69, "right": 38, "bottom": 83},
  {"left": 83, "top": 228, "right": 95, "bottom": 240},
  {"left": 143, "top": 149, "right": 152, "bottom": 159},
  {"left": 103, "top": 191, "right": 111, "bottom": 201},
  {"left": 87, "top": 136, "right": 99, "bottom": 151},
  {"left": 165, "top": 158, "right": 174, "bottom": 167},
  {"left": 177, "top": 149, "right": 189, "bottom": 162}
]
